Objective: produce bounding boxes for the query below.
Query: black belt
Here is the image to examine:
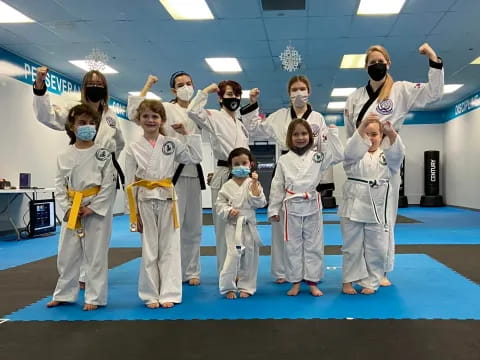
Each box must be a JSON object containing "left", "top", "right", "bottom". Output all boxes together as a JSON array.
[
  {"left": 281, "top": 150, "right": 289, "bottom": 155},
  {"left": 172, "top": 163, "right": 206, "bottom": 190},
  {"left": 111, "top": 152, "right": 125, "bottom": 189},
  {"left": 348, "top": 177, "right": 382, "bottom": 187},
  {"left": 217, "top": 160, "right": 229, "bottom": 167}
]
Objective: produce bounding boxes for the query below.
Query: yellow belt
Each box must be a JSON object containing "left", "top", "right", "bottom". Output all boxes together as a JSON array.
[
  {"left": 66, "top": 186, "right": 101, "bottom": 230},
  {"left": 126, "top": 178, "right": 179, "bottom": 231}
]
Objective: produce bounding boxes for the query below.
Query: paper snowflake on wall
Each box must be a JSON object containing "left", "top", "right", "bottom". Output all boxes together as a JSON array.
[
  {"left": 279, "top": 44, "right": 302, "bottom": 72},
  {"left": 85, "top": 48, "right": 109, "bottom": 71}
]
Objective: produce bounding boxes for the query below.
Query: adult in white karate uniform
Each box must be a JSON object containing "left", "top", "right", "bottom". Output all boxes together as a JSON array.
[
  {"left": 125, "top": 99, "right": 202, "bottom": 308},
  {"left": 268, "top": 119, "right": 343, "bottom": 296},
  {"left": 187, "top": 81, "right": 250, "bottom": 274},
  {"left": 241, "top": 76, "right": 329, "bottom": 283},
  {"left": 339, "top": 118, "right": 405, "bottom": 294},
  {"left": 343, "top": 43, "right": 444, "bottom": 285},
  {"left": 127, "top": 72, "right": 205, "bottom": 286},
  {"left": 47, "top": 104, "right": 116, "bottom": 311},
  {"left": 33, "top": 67, "right": 125, "bottom": 287},
  {"left": 216, "top": 148, "right": 267, "bottom": 298}
]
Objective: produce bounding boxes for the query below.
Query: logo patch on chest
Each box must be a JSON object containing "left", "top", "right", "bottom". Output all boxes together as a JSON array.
[
  {"left": 376, "top": 99, "right": 394, "bottom": 115},
  {"left": 105, "top": 116, "right": 116, "bottom": 128},
  {"left": 162, "top": 141, "right": 175, "bottom": 155},
  {"left": 96, "top": 148, "right": 111, "bottom": 161},
  {"left": 379, "top": 152, "right": 387, "bottom": 166},
  {"left": 313, "top": 152, "right": 325, "bottom": 163}
]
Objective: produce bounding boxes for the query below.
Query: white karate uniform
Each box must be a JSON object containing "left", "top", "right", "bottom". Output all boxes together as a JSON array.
[
  {"left": 339, "top": 131, "right": 405, "bottom": 290},
  {"left": 216, "top": 178, "right": 267, "bottom": 295},
  {"left": 187, "top": 90, "right": 250, "bottom": 274},
  {"left": 125, "top": 134, "right": 202, "bottom": 305},
  {"left": 34, "top": 91, "right": 125, "bottom": 283},
  {"left": 242, "top": 105, "right": 330, "bottom": 280},
  {"left": 128, "top": 96, "right": 203, "bottom": 282},
  {"left": 268, "top": 128, "right": 343, "bottom": 283},
  {"left": 344, "top": 62, "right": 444, "bottom": 272},
  {"left": 53, "top": 144, "right": 116, "bottom": 306}
]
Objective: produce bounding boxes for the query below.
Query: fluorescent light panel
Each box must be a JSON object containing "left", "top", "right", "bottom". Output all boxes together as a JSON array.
[
  {"left": 129, "top": 91, "right": 162, "bottom": 100},
  {"left": 327, "top": 101, "right": 346, "bottom": 110},
  {"left": 205, "top": 57, "right": 242, "bottom": 73},
  {"left": 470, "top": 56, "right": 480, "bottom": 65},
  {"left": 357, "top": 0, "right": 406, "bottom": 15},
  {"left": 159, "top": 0, "right": 214, "bottom": 20},
  {"left": 0, "top": 1, "right": 34, "bottom": 23},
  {"left": 331, "top": 88, "right": 357, "bottom": 97},
  {"left": 69, "top": 60, "right": 118, "bottom": 74},
  {"left": 340, "top": 54, "right": 366, "bottom": 69},
  {"left": 443, "top": 84, "right": 463, "bottom": 94}
]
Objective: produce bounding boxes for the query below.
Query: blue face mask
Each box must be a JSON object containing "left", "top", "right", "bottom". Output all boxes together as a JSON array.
[
  {"left": 231, "top": 166, "right": 250, "bottom": 178},
  {"left": 76, "top": 125, "right": 96, "bottom": 141}
]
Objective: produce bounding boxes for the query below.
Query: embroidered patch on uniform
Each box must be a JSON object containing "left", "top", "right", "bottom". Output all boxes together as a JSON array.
[
  {"left": 379, "top": 152, "right": 387, "bottom": 166},
  {"left": 313, "top": 152, "right": 325, "bottom": 163},
  {"left": 376, "top": 99, "right": 394, "bottom": 115},
  {"left": 105, "top": 116, "right": 116, "bottom": 128},
  {"left": 162, "top": 141, "right": 175, "bottom": 155},
  {"left": 414, "top": 83, "right": 422, "bottom": 89},
  {"left": 310, "top": 123, "right": 320, "bottom": 137},
  {"left": 96, "top": 148, "right": 111, "bottom": 161}
]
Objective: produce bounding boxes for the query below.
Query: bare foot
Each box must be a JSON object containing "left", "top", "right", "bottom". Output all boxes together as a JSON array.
[
  {"left": 239, "top": 291, "right": 250, "bottom": 298},
  {"left": 275, "top": 278, "right": 287, "bottom": 284},
  {"left": 287, "top": 283, "right": 301, "bottom": 296},
  {"left": 83, "top": 303, "right": 98, "bottom": 311},
  {"left": 309, "top": 285, "right": 324, "bottom": 297},
  {"left": 161, "top": 302, "right": 174, "bottom": 308},
  {"left": 342, "top": 282, "right": 357, "bottom": 295},
  {"left": 380, "top": 276, "right": 392, "bottom": 287},
  {"left": 46, "top": 300, "right": 66, "bottom": 308},
  {"left": 226, "top": 291, "right": 237, "bottom": 299},
  {"left": 361, "top": 288, "right": 376, "bottom": 295},
  {"left": 79, "top": 281, "right": 85, "bottom": 289},
  {"left": 146, "top": 302, "right": 160, "bottom": 309},
  {"left": 188, "top": 278, "right": 200, "bottom": 286}
]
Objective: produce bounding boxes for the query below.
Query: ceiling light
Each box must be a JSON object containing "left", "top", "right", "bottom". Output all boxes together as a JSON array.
[
  {"left": 357, "top": 0, "right": 406, "bottom": 15},
  {"left": 340, "top": 54, "right": 366, "bottom": 69},
  {"left": 0, "top": 1, "right": 34, "bottom": 23},
  {"left": 159, "top": 0, "right": 214, "bottom": 20},
  {"left": 69, "top": 60, "right": 118, "bottom": 74},
  {"left": 331, "top": 88, "right": 357, "bottom": 97},
  {"left": 205, "top": 57, "right": 242, "bottom": 73}
]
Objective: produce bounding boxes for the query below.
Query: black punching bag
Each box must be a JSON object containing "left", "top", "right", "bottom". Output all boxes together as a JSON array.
[
  {"left": 398, "top": 158, "right": 408, "bottom": 208},
  {"left": 420, "top": 150, "right": 444, "bottom": 207}
]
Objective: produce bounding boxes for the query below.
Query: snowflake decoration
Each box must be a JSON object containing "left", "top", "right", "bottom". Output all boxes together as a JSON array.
[
  {"left": 85, "top": 48, "right": 109, "bottom": 71},
  {"left": 279, "top": 44, "right": 302, "bottom": 72}
]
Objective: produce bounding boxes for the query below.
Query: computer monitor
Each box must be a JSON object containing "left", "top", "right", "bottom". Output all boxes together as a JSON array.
[{"left": 29, "top": 199, "right": 56, "bottom": 237}]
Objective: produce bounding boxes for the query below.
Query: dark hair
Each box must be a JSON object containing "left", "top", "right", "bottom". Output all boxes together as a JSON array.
[
  {"left": 218, "top": 80, "right": 242, "bottom": 97},
  {"left": 228, "top": 147, "right": 256, "bottom": 171},
  {"left": 286, "top": 118, "right": 314, "bottom": 151},
  {"left": 169, "top": 71, "right": 192, "bottom": 89},
  {"left": 134, "top": 99, "right": 167, "bottom": 136},
  {"left": 81, "top": 70, "right": 109, "bottom": 110},
  {"left": 287, "top": 75, "right": 311, "bottom": 94},
  {"left": 65, "top": 104, "right": 101, "bottom": 145}
]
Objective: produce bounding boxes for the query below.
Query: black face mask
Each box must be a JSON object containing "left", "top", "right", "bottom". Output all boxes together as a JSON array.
[
  {"left": 85, "top": 86, "right": 106, "bottom": 103},
  {"left": 367, "top": 63, "right": 387, "bottom": 81},
  {"left": 222, "top": 97, "right": 240, "bottom": 112},
  {"left": 291, "top": 145, "right": 311, "bottom": 156}
]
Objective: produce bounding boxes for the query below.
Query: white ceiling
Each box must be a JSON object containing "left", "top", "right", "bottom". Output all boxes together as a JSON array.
[{"left": 1, "top": 0, "right": 479, "bottom": 113}]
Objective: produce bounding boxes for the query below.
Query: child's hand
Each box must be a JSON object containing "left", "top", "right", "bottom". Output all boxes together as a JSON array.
[
  {"left": 382, "top": 121, "right": 397, "bottom": 143},
  {"left": 35, "top": 66, "right": 48, "bottom": 89},
  {"left": 358, "top": 113, "right": 379, "bottom": 137},
  {"left": 418, "top": 43, "right": 438, "bottom": 62},
  {"left": 250, "top": 171, "right": 260, "bottom": 196},
  {"left": 229, "top": 208, "right": 240, "bottom": 217},
  {"left": 79, "top": 206, "right": 94, "bottom": 217},
  {"left": 206, "top": 172, "right": 214, "bottom": 186},
  {"left": 269, "top": 215, "right": 280, "bottom": 222},
  {"left": 146, "top": 75, "right": 158, "bottom": 86},
  {"left": 249, "top": 88, "right": 260, "bottom": 104},
  {"left": 171, "top": 123, "right": 188, "bottom": 135},
  {"left": 203, "top": 83, "right": 219, "bottom": 94},
  {"left": 328, "top": 124, "right": 337, "bottom": 128}
]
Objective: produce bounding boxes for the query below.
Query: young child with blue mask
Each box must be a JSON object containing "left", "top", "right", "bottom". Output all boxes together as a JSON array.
[{"left": 215, "top": 147, "right": 267, "bottom": 299}]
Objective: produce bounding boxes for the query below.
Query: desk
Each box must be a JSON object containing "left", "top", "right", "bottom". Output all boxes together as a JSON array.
[{"left": 0, "top": 188, "right": 57, "bottom": 239}]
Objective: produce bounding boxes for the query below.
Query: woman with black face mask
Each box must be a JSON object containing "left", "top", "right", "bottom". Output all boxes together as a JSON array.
[
  {"left": 187, "top": 80, "right": 250, "bottom": 276},
  {"left": 33, "top": 66, "right": 125, "bottom": 289},
  {"left": 343, "top": 43, "right": 444, "bottom": 287}
]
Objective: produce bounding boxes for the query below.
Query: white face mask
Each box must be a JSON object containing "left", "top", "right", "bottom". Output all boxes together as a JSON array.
[
  {"left": 290, "top": 90, "right": 309, "bottom": 107},
  {"left": 176, "top": 85, "right": 194, "bottom": 102}
]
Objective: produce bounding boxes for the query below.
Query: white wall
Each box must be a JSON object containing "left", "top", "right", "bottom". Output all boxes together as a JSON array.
[{"left": 444, "top": 108, "right": 480, "bottom": 209}]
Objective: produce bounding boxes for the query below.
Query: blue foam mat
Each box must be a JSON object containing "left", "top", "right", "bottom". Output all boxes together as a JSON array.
[{"left": 6, "top": 254, "right": 480, "bottom": 321}]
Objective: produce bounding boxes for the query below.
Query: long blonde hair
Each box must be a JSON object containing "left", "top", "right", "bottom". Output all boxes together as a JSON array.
[{"left": 365, "top": 45, "right": 393, "bottom": 102}]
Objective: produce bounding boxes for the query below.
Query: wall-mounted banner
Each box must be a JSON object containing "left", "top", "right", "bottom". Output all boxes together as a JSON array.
[
  {"left": 0, "top": 46, "right": 127, "bottom": 120},
  {"left": 445, "top": 91, "right": 480, "bottom": 121}
]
